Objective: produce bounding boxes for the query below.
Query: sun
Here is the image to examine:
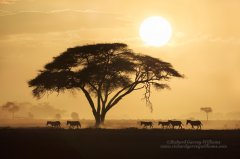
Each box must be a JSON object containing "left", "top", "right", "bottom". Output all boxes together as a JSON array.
[{"left": 139, "top": 16, "right": 172, "bottom": 47}]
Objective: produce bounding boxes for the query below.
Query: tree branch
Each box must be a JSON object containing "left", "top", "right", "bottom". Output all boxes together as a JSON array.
[
  {"left": 80, "top": 86, "right": 97, "bottom": 116},
  {"left": 105, "top": 83, "right": 137, "bottom": 112},
  {"left": 104, "top": 73, "right": 169, "bottom": 113},
  {"left": 133, "top": 85, "right": 145, "bottom": 90},
  {"left": 105, "top": 81, "right": 137, "bottom": 110},
  {"left": 104, "top": 71, "right": 149, "bottom": 112}
]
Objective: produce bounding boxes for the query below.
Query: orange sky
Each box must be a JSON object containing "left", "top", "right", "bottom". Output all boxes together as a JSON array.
[{"left": 0, "top": 0, "right": 240, "bottom": 120}]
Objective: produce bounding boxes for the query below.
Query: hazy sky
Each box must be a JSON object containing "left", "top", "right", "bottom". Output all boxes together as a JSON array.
[{"left": 0, "top": 0, "right": 240, "bottom": 120}]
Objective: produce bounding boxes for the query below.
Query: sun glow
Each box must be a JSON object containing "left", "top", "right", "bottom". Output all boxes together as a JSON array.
[{"left": 139, "top": 16, "right": 172, "bottom": 47}]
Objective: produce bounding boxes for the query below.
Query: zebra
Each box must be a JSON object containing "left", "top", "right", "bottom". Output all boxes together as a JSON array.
[
  {"left": 186, "top": 120, "right": 202, "bottom": 129},
  {"left": 158, "top": 121, "right": 170, "bottom": 129},
  {"left": 67, "top": 121, "right": 81, "bottom": 129},
  {"left": 168, "top": 120, "right": 183, "bottom": 129},
  {"left": 46, "top": 121, "right": 61, "bottom": 128},
  {"left": 140, "top": 121, "right": 153, "bottom": 128}
]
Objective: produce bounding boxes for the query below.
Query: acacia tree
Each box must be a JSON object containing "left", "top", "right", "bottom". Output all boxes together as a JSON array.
[
  {"left": 200, "top": 107, "right": 213, "bottom": 121},
  {"left": 28, "top": 112, "right": 34, "bottom": 119},
  {"left": 1, "top": 102, "right": 19, "bottom": 119},
  {"left": 71, "top": 112, "right": 79, "bottom": 120},
  {"left": 55, "top": 113, "right": 61, "bottom": 120},
  {"left": 28, "top": 43, "right": 183, "bottom": 126}
]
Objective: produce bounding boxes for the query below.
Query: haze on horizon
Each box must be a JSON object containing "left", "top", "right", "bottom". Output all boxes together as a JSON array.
[{"left": 0, "top": 0, "right": 240, "bottom": 120}]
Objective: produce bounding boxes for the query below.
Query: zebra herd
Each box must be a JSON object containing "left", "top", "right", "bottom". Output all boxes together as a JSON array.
[
  {"left": 46, "top": 120, "right": 81, "bottom": 129},
  {"left": 140, "top": 120, "right": 203, "bottom": 129},
  {"left": 46, "top": 119, "right": 202, "bottom": 129}
]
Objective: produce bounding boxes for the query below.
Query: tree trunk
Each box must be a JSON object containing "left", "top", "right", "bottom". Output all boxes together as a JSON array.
[
  {"left": 93, "top": 112, "right": 106, "bottom": 127},
  {"left": 94, "top": 113, "right": 101, "bottom": 127},
  {"left": 100, "top": 112, "right": 106, "bottom": 125}
]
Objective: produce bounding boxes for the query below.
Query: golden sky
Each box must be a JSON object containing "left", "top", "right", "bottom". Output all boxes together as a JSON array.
[{"left": 0, "top": 0, "right": 240, "bottom": 120}]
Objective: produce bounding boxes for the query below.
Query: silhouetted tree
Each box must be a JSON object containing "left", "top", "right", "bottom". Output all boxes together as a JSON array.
[
  {"left": 55, "top": 113, "right": 61, "bottom": 120},
  {"left": 201, "top": 107, "right": 212, "bottom": 121},
  {"left": 1, "top": 102, "right": 19, "bottom": 119},
  {"left": 28, "top": 43, "right": 183, "bottom": 127},
  {"left": 28, "top": 112, "right": 34, "bottom": 119},
  {"left": 71, "top": 112, "right": 79, "bottom": 120}
]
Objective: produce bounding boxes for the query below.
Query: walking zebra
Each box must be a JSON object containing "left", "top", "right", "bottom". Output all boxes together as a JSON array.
[
  {"left": 46, "top": 121, "right": 61, "bottom": 128},
  {"left": 67, "top": 121, "right": 81, "bottom": 129},
  {"left": 186, "top": 120, "right": 202, "bottom": 129},
  {"left": 158, "top": 121, "right": 170, "bottom": 129},
  {"left": 140, "top": 121, "right": 153, "bottom": 128},
  {"left": 168, "top": 120, "right": 183, "bottom": 129}
]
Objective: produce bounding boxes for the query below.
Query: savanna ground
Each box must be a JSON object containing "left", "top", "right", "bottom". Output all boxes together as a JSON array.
[{"left": 0, "top": 120, "right": 240, "bottom": 159}]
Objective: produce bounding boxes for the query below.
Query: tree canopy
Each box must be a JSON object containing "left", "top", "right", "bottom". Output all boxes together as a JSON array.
[
  {"left": 201, "top": 107, "right": 213, "bottom": 120},
  {"left": 28, "top": 43, "right": 183, "bottom": 126},
  {"left": 1, "top": 102, "right": 20, "bottom": 119}
]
